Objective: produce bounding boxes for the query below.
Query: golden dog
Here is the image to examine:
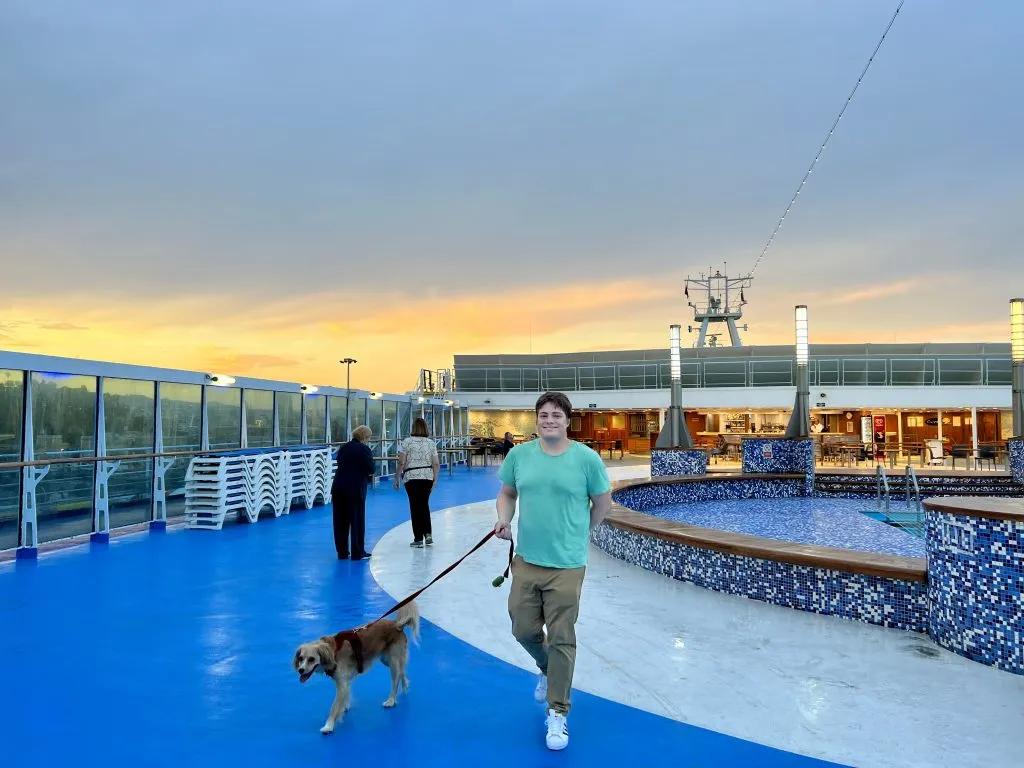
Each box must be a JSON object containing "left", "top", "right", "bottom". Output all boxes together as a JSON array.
[{"left": 293, "top": 603, "right": 420, "bottom": 734}]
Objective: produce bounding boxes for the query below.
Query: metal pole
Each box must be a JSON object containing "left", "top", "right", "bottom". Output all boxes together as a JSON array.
[{"left": 1013, "top": 362, "right": 1024, "bottom": 438}]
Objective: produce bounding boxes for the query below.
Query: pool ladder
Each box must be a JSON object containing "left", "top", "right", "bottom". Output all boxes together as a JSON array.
[
  {"left": 875, "top": 464, "right": 891, "bottom": 514},
  {"left": 904, "top": 465, "right": 923, "bottom": 513}
]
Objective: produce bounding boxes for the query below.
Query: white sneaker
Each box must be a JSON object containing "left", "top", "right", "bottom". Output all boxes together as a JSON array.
[
  {"left": 545, "top": 709, "right": 569, "bottom": 750},
  {"left": 533, "top": 673, "right": 547, "bottom": 703}
]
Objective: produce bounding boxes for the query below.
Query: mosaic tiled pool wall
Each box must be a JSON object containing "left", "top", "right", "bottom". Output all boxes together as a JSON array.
[
  {"left": 1010, "top": 438, "right": 1024, "bottom": 484},
  {"left": 612, "top": 478, "right": 806, "bottom": 510},
  {"left": 813, "top": 473, "right": 1024, "bottom": 499},
  {"left": 741, "top": 438, "right": 815, "bottom": 495},
  {"left": 926, "top": 507, "right": 1024, "bottom": 676},
  {"left": 650, "top": 448, "right": 708, "bottom": 477},
  {"left": 591, "top": 523, "right": 928, "bottom": 632}
]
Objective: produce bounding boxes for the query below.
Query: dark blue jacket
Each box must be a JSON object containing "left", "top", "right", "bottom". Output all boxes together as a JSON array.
[{"left": 332, "top": 440, "right": 375, "bottom": 497}]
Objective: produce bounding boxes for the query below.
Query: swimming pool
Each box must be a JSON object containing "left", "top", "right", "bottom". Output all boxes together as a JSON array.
[{"left": 641, "top": 496, "right": 926, "bottom": 558}]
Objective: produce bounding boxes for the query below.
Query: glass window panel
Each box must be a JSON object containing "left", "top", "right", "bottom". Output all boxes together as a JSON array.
[
  {"left": 397, "top": 401, "right": 411, "bottom": 439},
  {"left": 749, "top": 360, "right": 793, "bottom": 387},
  {"left": 103, "top": 378, "right": 155, "bottom": 529},
  {"left": 522, "top": 369, "right": 540, "bottom": 391},
  {"left": 366, "top": 399, "right": 383, "bottom": 475},
  {"left": 842, "top": 359, "right": 886, "bottom": 386},
  {"left": 0, "top": 370, "right": 24, "bottom": 550},
  {"left": 544, "top": 367, "right": 577, "bottom": 391},
  {"left": 305, "top": 394, "right": 327, "bottom": 444},
  {"left": 499, "top": 369, "right": 522, "bottom": 391},
  {"left": 160, "top": 383, "right": 201, "bottom": 519},
  {"left": 348, "top": 397, "right": 366, "bottom": 435},
  {"left": 33, "top": 373, "right": 96, "bottom": 543},
  {"left": 890, "top": 359, "right": 933, "bottom": 387},
  {"left": 277, "top": 392, "right": 301, "bottom": 445},
  {"left": 986, "top": 358, "right": 1012, "bottom": 386},
  {"left": 702, "top": 361, "right": 747, "bottom": 387},
  {"left": 245, "top": 390, "right": 274, "bottom": 448},
  {"left": 206, "top": 387, "right": 241, "bottom": 450},
  {"left": 937, "top": 359, "right": 983, "bottom": 386},
  {"left": 383, "top": 400, "right": 398, "bottom": 474},
  {"left": 329, "top": 396, "right": 347, "bottom": 443},
  {"left": 432, "top": 406, "right": 444, "bottom": 439},
  {"left": 454, "top": 368, "right": 487, "bottom": 392}
]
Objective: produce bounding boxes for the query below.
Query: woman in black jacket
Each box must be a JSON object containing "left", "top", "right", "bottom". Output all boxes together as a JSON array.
[{"left": 331, "top": 424, "right": 376, "bottom": 560}]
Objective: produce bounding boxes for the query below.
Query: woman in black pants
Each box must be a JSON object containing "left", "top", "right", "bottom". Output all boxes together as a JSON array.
[
  {"left": 331, "top": 424, "right": 376, "bottom": 560},
  {"left": 394, "top": 417, "right": 440, "bottom": 547}
]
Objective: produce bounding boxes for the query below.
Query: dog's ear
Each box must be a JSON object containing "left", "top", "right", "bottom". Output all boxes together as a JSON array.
[{"left": 316, "top": 640, "right": 337, "bottom": 674}]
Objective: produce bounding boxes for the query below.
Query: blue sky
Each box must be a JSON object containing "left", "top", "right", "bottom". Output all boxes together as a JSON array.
[{"left": 1, "top": 1, "right": 1021, "bottom": 389}]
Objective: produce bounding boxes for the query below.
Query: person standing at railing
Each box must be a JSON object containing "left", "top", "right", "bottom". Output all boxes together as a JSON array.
[
  {"left": 331, "top": 424, "right": 375, "bottom": 561},
  {"left": 394, "top": 417, "right": 439, "bottom": 547}
]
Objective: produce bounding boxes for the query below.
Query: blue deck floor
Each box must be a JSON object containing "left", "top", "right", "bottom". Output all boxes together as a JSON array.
[{"left": 1, "top": 468, "right": 841, "bottom": 767}]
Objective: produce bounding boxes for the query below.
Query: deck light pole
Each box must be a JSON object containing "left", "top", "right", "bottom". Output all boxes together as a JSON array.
[
  {"left": 1012, "top": 298, "right": 1023, "bottom": 437},
  {"left": 784, "top": 305, "right": 811, "bottom": 439},
  {"left": 339, "top": 358, "right": 357, "bottom": 395},
  {"left": 655, "top": 324, "right": 695, "bottom": 449}
]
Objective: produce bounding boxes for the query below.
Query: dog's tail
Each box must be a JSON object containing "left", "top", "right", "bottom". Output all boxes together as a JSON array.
[{"left": 395, "top": 602, "right": 421, "bottom": 645}]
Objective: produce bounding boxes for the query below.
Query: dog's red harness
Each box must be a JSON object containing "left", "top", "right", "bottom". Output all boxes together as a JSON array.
[{"left": 332, "top": 630, "right": 366, "bottom": 673}]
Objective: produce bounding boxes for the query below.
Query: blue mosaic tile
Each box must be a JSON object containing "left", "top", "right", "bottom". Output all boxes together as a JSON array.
[
  {"left": 613, "top": 478, "right": 806, "bottom": 511},
  {"left": 592, "top": 523, "right": 928, "bottom": 632},
  {"left": 650, "top": 448, "right": 707, "bottom": 477},
  {"left": 813, "top": 472, "right": 1024, "bottom": 499},
  {"left": 741, "top": 438, "right": 815, "bottom": 494},
  {"left": 926, "top": 507, "right": 1024, "bottom": 676},
  {"left": 641, "top": 497, "right": 925, "bottom": 558},
  {"left": 1009, "top": 438, "right": 1024, "bottom": 484}
]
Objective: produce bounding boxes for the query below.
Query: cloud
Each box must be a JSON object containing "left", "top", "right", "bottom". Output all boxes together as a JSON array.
[
  {"left": 36, "top": 321, "right": 89, "bottom": 331},
  {"left": 831, "top": 279, "right": 918, "bottom": 305}
]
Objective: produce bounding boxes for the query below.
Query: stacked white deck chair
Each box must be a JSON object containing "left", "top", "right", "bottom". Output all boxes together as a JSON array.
[
  {"left": 284, "top": 446, "right": 333, "bottom": 510},
  {"left": 184, "top": 449, "right": 289, "bottom": 529}
]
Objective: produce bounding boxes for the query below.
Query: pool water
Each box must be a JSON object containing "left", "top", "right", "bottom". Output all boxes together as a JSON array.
[{"left": 641, "top": 496, "right": 926, "bottom": 558}]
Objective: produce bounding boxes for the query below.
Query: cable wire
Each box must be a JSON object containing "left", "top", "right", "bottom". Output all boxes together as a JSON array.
[{"left": 750, "top": 1, "right": 906, "bottom": 276}]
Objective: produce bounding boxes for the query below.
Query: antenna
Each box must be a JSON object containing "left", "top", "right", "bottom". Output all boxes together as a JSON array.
[{"left": 683, "top": 265, "right": 752, "bottom": 347}]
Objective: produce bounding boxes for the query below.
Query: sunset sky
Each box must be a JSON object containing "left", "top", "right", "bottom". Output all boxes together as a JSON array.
[{"left": 2, "top": 1, "right": 1022, "bottom": 393}]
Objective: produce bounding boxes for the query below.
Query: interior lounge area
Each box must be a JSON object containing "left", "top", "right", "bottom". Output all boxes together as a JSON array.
[
  {"left": 684, "top": 407, "right": 1013, "bottom": 471},
  {"left": 468, "top": 406, "right": 1016, "bottom": 471}
]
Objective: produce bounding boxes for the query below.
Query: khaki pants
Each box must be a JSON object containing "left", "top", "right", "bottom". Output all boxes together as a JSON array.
[{"left": 507, "top": 555, "right": 586, "bottom": 715}]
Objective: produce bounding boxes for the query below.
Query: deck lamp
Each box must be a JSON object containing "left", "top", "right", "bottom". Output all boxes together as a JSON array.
[
  {"left": 784, "top": 305, "right": 811, "bottom": 439},
  {"left": 1011, "top": 298, "right": 1024, "bottom": 437},
  {"left": 655, "top": 324, "right": 695, "bottom": 449}
]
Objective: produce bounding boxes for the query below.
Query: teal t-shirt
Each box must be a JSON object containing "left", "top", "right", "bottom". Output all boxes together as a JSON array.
[{"left": 498, "top": 440, "right": 611, "bottom": 569}]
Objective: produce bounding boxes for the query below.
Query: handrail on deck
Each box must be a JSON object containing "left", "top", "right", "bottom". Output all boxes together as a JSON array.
[{"left": 0, "top": 437, "right": 470, "bottom": 471}]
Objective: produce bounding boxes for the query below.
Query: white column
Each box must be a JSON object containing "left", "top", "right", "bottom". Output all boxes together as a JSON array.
[
  {"left": 200, "top": 386, "right": 210, "bottom": 451},
  {"left": 300, "top": 394, "right": 308, "bottom": 445},
  {"left": 152, "top": 383, "right": 173, "bottom": 526},
  {"left": 896, "top": 409, "right": 903, "bottom": 459},
  {"left": 19, "top": 374, "right": 46, "bottom": 553},
  {"left": 273, "top": 392, "right": 281, "bottom": 446},
  {"left": 937, "top": 409, "right": 943, "bottom": 443},
  {"left": 240, "top": 391, "right": 249, "bottom": 449},
  {"left": 971, "top": 406, "right": 979, "bottom": 470},
  {"left": 93, "top": 377, "right": 117, "bottom": 540}
]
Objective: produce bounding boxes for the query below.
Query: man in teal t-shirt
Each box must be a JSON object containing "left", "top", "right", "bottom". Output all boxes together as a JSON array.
[{"left": 494, "top": 391, "right": 611, "bottom": 752}]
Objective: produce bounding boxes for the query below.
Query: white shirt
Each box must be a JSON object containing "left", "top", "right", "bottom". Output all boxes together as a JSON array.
[{"left": 399, "top": 436, "right": 438, "bottom": 482}]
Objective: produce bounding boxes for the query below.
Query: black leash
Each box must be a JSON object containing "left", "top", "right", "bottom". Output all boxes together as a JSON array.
[{"left": 333, "top": 529, "right": 514, "bottom": 657}]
